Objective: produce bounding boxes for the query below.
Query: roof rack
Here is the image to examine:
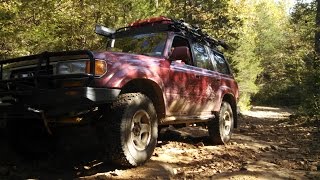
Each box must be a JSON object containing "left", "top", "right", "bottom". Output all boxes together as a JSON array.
[
  {"left": 170, "top": 19, "right": 228, "bottom": 50},
  {"left": 115, "top": 16, "right": 228, "bottom": 50}
]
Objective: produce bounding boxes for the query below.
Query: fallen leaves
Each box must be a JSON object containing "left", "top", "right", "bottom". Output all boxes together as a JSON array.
[{"left": 0, "top": 106, "right": 319, "bottom": 179}]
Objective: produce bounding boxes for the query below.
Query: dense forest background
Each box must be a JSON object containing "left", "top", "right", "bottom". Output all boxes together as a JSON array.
[{"left": 0, "top": 0, "right": 319, "bottom": 116}]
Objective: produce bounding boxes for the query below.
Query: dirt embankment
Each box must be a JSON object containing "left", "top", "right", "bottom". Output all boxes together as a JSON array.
[{"left": 0, "top": 106, "right": 319, "bottom": 179}]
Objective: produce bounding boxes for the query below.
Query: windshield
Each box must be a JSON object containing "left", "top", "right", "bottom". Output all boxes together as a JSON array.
[{"left": 108, "top": 32, "right": 167, "bottom": 57}]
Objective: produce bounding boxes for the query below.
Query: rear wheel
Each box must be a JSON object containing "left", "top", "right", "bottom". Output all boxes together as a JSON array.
[
  {"left": 208, "top": 101, "right": 234, "bottom": 144},
  {"left": 100, "top": 93, "right": 158, "bottom": 167}
]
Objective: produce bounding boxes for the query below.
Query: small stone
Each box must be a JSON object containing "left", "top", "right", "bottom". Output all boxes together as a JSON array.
[
  {"left": 264, "top": 146, "right": 270, "bottom": 151},
  {"left": 114, "top": 169, "right": 122, "bottom": 175},
  {"left": 195, "top": 142, "right": 205, "bottom": 147},
  {"left": 186, "top": 174, "right": 194, "bottom": 178},
  {"left": 310, "top": 161, "right": 318, "bottom": 165},
  {"left": 250, "top": 125, "right": 257, "bottom": 130},
  {"left": 83, "top": 166, "right": 90, "bottom": 170},
  {"left": 221, "top": 154, "right": 230, "bottom": 159},
  {"left": 282, "top": 160, "right": 289, "bottom": 165},
  {"left": 240, "top": 167, "right": 247, "bottom": 171},
  {"left": 110, "top": 172, "right": 118, "bottom": 176},
  {"left": 270, "top": 145, "right": 277, "bottom": 150},
  {"left": 181, "top": 152, "right": 188, "bottom": 156},
  {"left": 177, "top": 170, "right": 186, "bottom": 176},
  {"left": 310, "top": 165, "right": 318, "bottom": 171},
  {"left": 211, "top": 169, "right": 217, "bottom": 174},
  {"left": 173, "top": 168, "right": 178, "bottom": 175}
]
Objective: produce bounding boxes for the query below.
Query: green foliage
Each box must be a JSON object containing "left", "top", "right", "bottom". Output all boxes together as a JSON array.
[
  {"left": 0, "top": 1, "right": 24, "bottom": 58},
  {"left": 252, "top": 0, "right": 320, "bottom": 116},
  {"left": 230, "top": 0, "right": 289, "bottom": 109},
  {"left": 0, "top": 0, "right": 319, "bottom": 115},
  {"left": 253, "top": 1, "right": 301, "bottom": 106}
]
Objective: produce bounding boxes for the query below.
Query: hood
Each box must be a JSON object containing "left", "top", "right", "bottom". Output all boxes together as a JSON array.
[{"left": 93, "top": 51, "right": 166, "bottom": 65}]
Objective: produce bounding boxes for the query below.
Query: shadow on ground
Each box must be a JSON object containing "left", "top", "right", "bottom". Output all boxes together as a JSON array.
[
  {"left": 0, "top": 125, "right": 124, "bottom": 179},
  {"left": 0, "top": 106, "right": 319, "bottom": 179}
]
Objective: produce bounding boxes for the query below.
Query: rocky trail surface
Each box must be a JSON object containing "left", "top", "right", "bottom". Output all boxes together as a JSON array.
[{"left": 0, "top": 106, "right": 319, "bottom": 179}]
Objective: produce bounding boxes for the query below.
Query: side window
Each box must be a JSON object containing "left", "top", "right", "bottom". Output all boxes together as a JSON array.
[
  {"left": 171, "top": 36, "right": 192, "bottom": 65},
  {"left": 208, "top": 49, "right": 218, "bottom": 71},
  {"left": 213, "top": 53, "right": 230, "bottom": 75},
  {"left": 191, "top": 42, "right": 214, "bottom": 70}
]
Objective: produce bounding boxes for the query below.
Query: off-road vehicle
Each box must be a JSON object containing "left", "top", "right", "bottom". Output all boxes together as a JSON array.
[{"left": 0, "top": 17, "right": 239, "bottom": 167}]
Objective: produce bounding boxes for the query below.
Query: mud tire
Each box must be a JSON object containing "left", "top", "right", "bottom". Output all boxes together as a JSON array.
[
  {"left": 208, "top": 101, "right": 234, "bottom": 145},
  {"left": 100, "top": 93, "right": 158, "bottom": 167}
]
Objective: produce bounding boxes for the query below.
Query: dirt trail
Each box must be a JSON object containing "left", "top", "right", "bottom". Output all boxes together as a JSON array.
[{"left": 0, "top": 106, "right": 319, "bottom": 179}]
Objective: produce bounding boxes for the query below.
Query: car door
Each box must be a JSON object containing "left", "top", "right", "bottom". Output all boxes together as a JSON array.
[
  {"left": 165, "top": 62, "right": 198, "bottom": 116},
  {"left": 163, "top": 36, "right": 199, "bottom": 116},
  {"left": 187, "top": 42, "right": 221, "bottom": 115},
  {"left": 210, "top": 50, "right": 237, "bottom": 110}
]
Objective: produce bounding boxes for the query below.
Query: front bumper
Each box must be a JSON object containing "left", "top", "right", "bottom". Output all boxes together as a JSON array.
[{"left": 0, "top": 87, "right": 121, "bottom": 119}]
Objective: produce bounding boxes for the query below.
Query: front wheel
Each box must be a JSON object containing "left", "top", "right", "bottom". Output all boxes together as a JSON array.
[
  {"left": 100, "top": 93, "right": 158, "bottom": 167},
  {"left": 208, "top": 101, "right": 234, "bottom": 145}
]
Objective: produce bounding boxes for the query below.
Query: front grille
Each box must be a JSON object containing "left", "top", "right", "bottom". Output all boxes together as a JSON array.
[
  {"left": 0, "top": 50, "right": 95, "bottom": 91},
  {"left": 1, "top": 65, "right": 55, "bottom": 90},
  {"left": 10, "top": 65, "right": 54, "bottom": 79}
]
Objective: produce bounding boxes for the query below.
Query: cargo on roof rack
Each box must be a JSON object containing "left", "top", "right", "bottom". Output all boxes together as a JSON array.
[
  {"left": 129, "top": 16, "right": 228, "bottom": 50},
  {"left": 95, "top": 16, "right": 228, "bottom": 50}
]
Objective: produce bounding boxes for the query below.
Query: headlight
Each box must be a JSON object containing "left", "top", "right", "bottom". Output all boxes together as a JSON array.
[
  {"left": 56, "top": 60, "right": 88, "bottom": 75},
  {"left": 56, "top": 60, "right": 107, "bottom": 76}
]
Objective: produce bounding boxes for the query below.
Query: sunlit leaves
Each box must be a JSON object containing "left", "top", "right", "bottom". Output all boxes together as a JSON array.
[{"left": 0, "top": 0, "right": 319, "bottom": 114}]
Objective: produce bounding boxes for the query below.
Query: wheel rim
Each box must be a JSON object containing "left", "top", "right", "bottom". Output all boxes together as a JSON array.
[
  {"left": 130, "top": 110, "right": 152, "bottom": 151},
  {"left": 223, "top": 110, "right": 232, "bottom": 136}
]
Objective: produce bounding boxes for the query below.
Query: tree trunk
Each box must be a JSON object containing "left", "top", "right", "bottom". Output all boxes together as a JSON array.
[
  {"left": 155, "top": 0, "right": 158, "bottom": 8},
  {"left": 316, "top": 0, "right": 320, "bottom": 56},
  {"left": 314, "top": 0, "right": 320, "bottom": 118}
]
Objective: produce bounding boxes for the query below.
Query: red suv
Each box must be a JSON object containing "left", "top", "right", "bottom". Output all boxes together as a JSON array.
[{"left": 0, "top": 17, "right": 239, "bottom": 167}]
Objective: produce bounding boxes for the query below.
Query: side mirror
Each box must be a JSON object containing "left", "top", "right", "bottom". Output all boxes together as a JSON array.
[
  {"left": 169, "top": 46, "right": 191, "bottom": 64},
  {"left": 95, "top": 25, "right": 115, "bottom": 37}
]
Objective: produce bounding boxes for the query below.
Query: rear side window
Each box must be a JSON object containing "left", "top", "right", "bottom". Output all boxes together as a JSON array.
[
  {"left": 213, "top": 53, "right": 230, "bottom": 75},
  {"left": 191, "top": 42, "right": 214, "bottom": 71}
]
